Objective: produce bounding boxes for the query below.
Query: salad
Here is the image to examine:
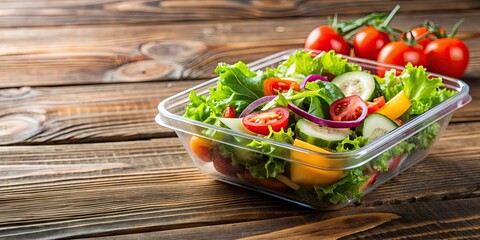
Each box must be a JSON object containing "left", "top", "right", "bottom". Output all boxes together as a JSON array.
[{"left": 183, "top": 50, "right": 456, "bottom": 206}]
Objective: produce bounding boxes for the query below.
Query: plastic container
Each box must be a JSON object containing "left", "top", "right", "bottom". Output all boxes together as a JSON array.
[{"left": 155, "top": 49, "right": 471, "bottom": 210}]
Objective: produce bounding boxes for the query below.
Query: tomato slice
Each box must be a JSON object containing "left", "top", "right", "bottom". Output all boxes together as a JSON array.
[
  {"left": 263, "top": 78, "right": 300, "bottom": 96},
  {"left": 366, "top": 96, "right": 386, "bottom": 115},
  {"left": 329, "top": 95, "right": 366, "bottom": 121},
  {"left": 242, "top": 107, "right": 290, "bottom": 135},
  {"left": 222, "top": 105, "right": 235, "bottom": 118},
  {"left": 189, "top": 136, "right": 213, "bottom": 162}
]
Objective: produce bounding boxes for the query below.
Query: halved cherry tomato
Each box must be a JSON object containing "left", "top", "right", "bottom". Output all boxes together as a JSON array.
[
  {"left": 189, "top": 136, "right": 213, "bottom": 162},
  {"left": 377, "top": 41, "right": 427, "bottom": 77},
  {"left": 263, "top": 78, "right": 300, "bottom": 96},
  {"left": 353, "top": 26, "right": 391, "bottom": 60},
  {"left": 222, "top": 105, "right": 235, "bottom": 118},
  {"left": 366, "top": 96, "right": 386, "bottom": 115},
  {"left": 242, "top": 107, "right": 290, "bottom": 135},
  {"left": 330, "top": 95, "right": 366, "bottom": 121},
  {"left": 304, "top": 26, "right": 351, "bottom": 55}
]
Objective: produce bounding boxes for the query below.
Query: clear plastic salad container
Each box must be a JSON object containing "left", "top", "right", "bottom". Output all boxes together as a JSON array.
[{"left": 155, "top": 49, "right": 471, "bottom": 210}]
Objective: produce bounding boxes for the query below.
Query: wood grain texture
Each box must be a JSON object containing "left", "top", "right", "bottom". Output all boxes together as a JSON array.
[
  {"left": 0, "top": 12, "right": 478, "bottom": 88},
  {"left": 0, "top": 122, "right": 478, "bottom": 239},
  {"left": 84, "top": 198, "right": 480, "bottom": 240},
  {"left": 0, "top": 77, "right": 478, "bottom": 145},
  {"left": 0, "top": 0, "right": 478, "bottom": 27}
]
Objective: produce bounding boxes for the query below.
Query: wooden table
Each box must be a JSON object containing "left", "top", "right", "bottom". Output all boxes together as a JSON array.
[{"left": 0, "top": 1, "right": 479, "bottom": 239}]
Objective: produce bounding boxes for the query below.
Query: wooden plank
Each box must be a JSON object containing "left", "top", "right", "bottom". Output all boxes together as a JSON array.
[
  {"left": 0, "top": 124, "right": 478, "bottom": 238},
  {"left": 0, "top": 0, "right": 477, "bottom": 27},
  {"left": 0, "top": 12, "right": 478, "bottom": 88},
  {"left": 0, "top": 77, "right": 478, "bottom": 145},
  {"left": 84, "top": 198, "right": 480, "bottom": 240}
]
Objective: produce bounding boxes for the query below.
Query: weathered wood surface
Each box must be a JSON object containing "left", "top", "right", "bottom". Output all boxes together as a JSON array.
[
  {"left": 0, "top": 1, "right": 479, "bottom": 239},
  {"left": 0, "top": 12, "right": 478, "bottom": 88},
  {"left": 0, "top": 125, "right": 478, "bottom": 239},
  {"left": 83, "top": 199, "right": 479, "bottom": 240},
  {"left": 0, "top": 0, "right": 478, "bottom": 27}
]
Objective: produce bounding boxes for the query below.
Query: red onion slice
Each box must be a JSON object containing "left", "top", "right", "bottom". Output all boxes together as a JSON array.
[
  {"left": 239, "top": 95, "right": 276, "bottom": 118},
  {"left": 287, "top": 101, "right": 367, "bottom": 128},
  {"left": 300, "top": 74, "right": 329, "bottom": 89}
]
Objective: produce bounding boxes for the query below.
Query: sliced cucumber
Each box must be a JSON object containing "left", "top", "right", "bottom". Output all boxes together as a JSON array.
[
  {"left": 295, "top": 118, "right": 352, "bottom": 149},
  {"left": 331, "top": 71, "right": 376, "bottom": 101},
  {"left": 359, "top": 113, "right": 398, "bottom": 141}
]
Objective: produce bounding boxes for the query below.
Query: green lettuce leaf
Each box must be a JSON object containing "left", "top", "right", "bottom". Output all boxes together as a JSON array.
[
  {"left": 215, "top": 61, "right": 265, "bottom": 102},
  {"left": 383, "top": 63, "right": 456, "bottom": 118},
  {"left": 245, "top": 127, "right": 294, "bottom": 178},
  {"left": 265, "top": 50, "right": 322, "bottom": 80},
  {"left": 335, "top": 134, "right": 370, "bottom": 152},
  {"left": 373, "top": 141, "right": 415, "bottom": 172},
  {"left": 314, "top": 168, "right": 369, "bottom": 204},
  {"left": 318, "top": 50, "right": 362, "bottom": 76}
]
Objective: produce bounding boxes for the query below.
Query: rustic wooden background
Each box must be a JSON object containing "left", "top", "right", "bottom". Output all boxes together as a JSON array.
[{"left": 0, "top": 1, "right": 479, "bottom": 239}]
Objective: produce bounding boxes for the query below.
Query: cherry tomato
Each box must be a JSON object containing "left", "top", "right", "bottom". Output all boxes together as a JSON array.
[
  {"left": 329, "top": 95, "right": 366, "bottom": 121},
  {"left": 189, "top": 136, "right": 212, "bottom": 162},
  {"left": 211, "top": 146, "right": 236, "bottom": 177},
  {"left": 424, "top": 38, "right": 469, "bottom": 78},
  {"left": 263, "top": 78, "right": 300, "bottom": 96},
  {"left": 242, "top": 107, "right": 290, "bottom": 135},
  {"left": 387, "top": 155, "right": 403, "bottom": 172},
  {"left": 353, "top": 26, "right": 391, "bottom": 60},
  {"left": 366, "top": 96, "right": 386, "bottom": 115},
  {"left": 376, "top": 41, "right": 427, "bottom": 77},
  {"left": 401, "top": 27, "right": 444, "bottom": 49},
  {"left": 359, "top": 171, "right": 378, "bottom": 193},
  {"left": 222, "top": 105, "right": 235, "bottom": 118},
  {"left": 304, "top": 26, "right": 351, "bottom": 55}
]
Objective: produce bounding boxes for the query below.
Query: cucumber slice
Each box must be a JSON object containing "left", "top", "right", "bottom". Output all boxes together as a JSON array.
[
  {"left": 295, "top": 118, "right": 352, "bottom": 149},
  {"left": 332, "top": 71, "right": 376, "bottom": 101},
  {"left": 359, "top": 113, "right": 398, "bottom": 141}
]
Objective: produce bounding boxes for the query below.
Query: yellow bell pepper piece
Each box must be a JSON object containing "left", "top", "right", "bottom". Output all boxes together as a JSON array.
[
  {"left": 377, "top": 90, "right": 411, "bottom": 120},
  {"left": 290, "top": 139, "right": 344, "bottom": 186}
]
